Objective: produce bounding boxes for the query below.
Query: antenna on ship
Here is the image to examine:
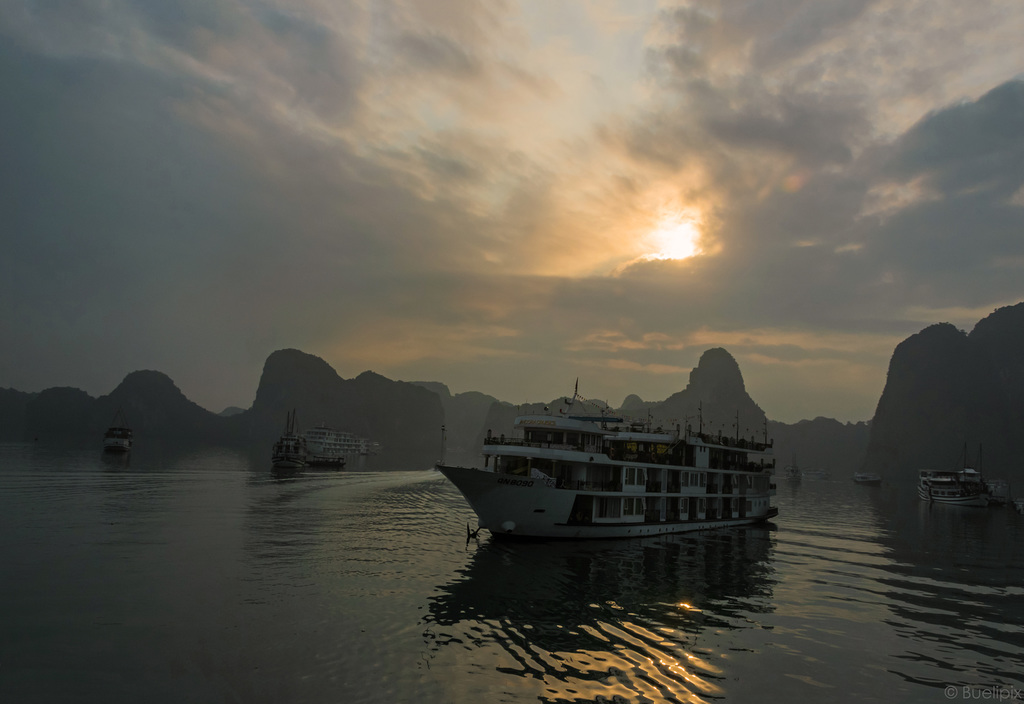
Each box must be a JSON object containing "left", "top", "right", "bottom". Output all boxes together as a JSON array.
[
  {"left": 561, "top": 377, "right": 579, "bottom": 414},
  {"left": 439, "top": 424, "right": 447, "bottom": 466}
]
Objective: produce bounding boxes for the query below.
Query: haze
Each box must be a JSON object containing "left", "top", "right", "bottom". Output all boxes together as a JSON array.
[{"left": 2, "top": 1, "right": 1023, "bottom": 423}]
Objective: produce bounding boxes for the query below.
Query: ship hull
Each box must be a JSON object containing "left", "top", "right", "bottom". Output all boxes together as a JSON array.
[
  {"left": 917, "top": 486, "right": 989, "bottom": 507},
  {"left": 438, "top": 464, "right": 777, "bottom": 540},
  {"left": 103, "top": 440, "right": 132, "bottom": 453}
]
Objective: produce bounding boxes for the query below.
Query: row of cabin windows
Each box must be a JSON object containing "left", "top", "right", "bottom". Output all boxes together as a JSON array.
[
  {"left": 496, "top": 456, "right": 767, "bottom": 492},
  {"left": 597, "top": 497, "right": 649, "bottom": 518},
  {"left": 594, "top": 497, "right": 774, "bottom": 521},
  {"left": 523, "top": 429, "right": 591, "bottom": 446}
]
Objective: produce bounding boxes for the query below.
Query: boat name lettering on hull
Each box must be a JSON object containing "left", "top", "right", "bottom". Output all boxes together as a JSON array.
[{"left": 497, "top": 477, "right": 534, "bottom": 488}]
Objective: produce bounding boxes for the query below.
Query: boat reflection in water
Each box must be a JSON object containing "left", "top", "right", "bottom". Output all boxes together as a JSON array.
[{"left": 421, "top": 527, "right": 775, "bottom": 702}]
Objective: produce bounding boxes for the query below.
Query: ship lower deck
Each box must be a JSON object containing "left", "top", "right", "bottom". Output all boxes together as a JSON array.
[{"left": 438, "top": 464, "right": 777, "bottom": 540}]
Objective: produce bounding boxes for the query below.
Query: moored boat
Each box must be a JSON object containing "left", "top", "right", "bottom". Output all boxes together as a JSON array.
[
  {"left": 272, "top": 410, "right": 307, "bottom": 469},
  {"left": 437, "top": 390, "right": 777, "bottom": 540},
  {"left": 918, "top": 468, "right": 990, "bottom": 507},
  {"left": 103, "top": 408, "right": 133, "bottom": 453}
]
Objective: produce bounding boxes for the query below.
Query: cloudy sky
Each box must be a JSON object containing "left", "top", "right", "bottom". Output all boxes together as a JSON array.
[{"left": 2, "top": 0, "right": 1023, "bottom": 423}]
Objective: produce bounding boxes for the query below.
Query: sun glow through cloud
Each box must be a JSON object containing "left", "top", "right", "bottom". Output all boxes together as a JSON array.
[{"left": 645, "top": 213, "right": 703, "bottom": 261}]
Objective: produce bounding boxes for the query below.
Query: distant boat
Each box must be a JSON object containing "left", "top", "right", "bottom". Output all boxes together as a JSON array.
[
  {"left": 919, "top": 444, "right": 993, "bottom": 507},
  {"left": 784, "top": 465, "right": 801, "bottom": 482},
  {"left": 103, "top": 408, "right": 133, "bottom": 453},
  {"left": 271, "top": 410, "right": 306, "bottom": 469},
  {"left": 918, "top": 468, "right": 990, "bottom": 507},
  {"left": 302, "top": 424, "right": 354, "bottom": 468},
  {"left": 802, "top": 468, "right": 829, "bottom": 480},
  {"left": 1014, "top": 498, "right": 1024, "bottom": 515},
  {"left": 853, "top": 473, "right": 882, "bottom": 485}
]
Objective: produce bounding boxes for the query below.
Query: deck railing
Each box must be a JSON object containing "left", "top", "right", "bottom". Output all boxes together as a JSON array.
[{"left": 485, "top": 438, "right": 604, "bottom": 454}]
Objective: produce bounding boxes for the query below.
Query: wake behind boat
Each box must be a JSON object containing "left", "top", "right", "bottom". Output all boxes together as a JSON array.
[{"left": 437, "top": 387, "right": 777, "bottom": 540}]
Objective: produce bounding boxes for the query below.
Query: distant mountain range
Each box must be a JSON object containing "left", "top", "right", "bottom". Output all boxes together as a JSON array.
[
  {"left": 0, "top": 350, "right": 443, "bottom": 467},
  {"left": 3, "top": 302, "right": 1023, "bottom": 487}
]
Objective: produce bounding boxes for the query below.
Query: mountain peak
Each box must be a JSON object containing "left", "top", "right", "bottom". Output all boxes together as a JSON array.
[
  {"left": 113, "top": 370, "right": 183, "bottom": 399},
  {"left": 686, "top": 347, "right": 747, "bottom": 398}
]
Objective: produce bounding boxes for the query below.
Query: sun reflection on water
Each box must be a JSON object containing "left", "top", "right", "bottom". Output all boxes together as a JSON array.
[{"left": 421, "top": 531, "right": 774, "bottom": 702}]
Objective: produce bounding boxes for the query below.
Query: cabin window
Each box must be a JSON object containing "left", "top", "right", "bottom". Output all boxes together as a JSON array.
[
  {"left": 624, "top": 467, "right": 646, "bottom": 486},
  {"left": 499, "top": 456, "right": 530, "bottom": 476},
  {"left": 699, "top": 472, "right": 706, "bottom": 487},
  {"left": 532, "top": 458, "right": 553, "bottom": 472},
  {"left": 596, "top": 497, "right": 621, "bottom": 518},
  {"left": 623, "top": 497, "right": 645, "bottom": 516}
]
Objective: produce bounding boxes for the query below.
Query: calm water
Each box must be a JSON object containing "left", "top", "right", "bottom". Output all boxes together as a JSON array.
[{"left": 2, "top": 443, "right": 1023, "bottom": 703}]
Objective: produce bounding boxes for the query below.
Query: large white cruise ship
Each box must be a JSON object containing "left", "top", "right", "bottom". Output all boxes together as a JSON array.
[
  {"left": 303, "top": 425, "right": 372, "bottom": 467},
  {"left": 437, "top": 399, "right": 777, "bottom": 540}
]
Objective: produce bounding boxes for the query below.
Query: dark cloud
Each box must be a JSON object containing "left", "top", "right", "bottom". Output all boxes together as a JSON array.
[
  {"left": 701, "top": 86, "right": 868, "bottom": 166},
  {"left": 882, "top": 80, "right": 1024, "bottom": 198}
]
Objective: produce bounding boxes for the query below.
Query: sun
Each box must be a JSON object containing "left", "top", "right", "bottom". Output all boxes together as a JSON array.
[{"left": 645, "top": 215, "right": 703, "bottom": 261}]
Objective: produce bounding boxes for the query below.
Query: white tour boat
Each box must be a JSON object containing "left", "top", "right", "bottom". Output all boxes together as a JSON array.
[
  {"left": 437, "top": 398, "right": 777, "bottom": 540},
  {"left": 302, "top": 424, "right": 363, "bottom": 467},
  {"left": 918, "top": 468, "right": 990, "bottom": 507},
  {"left": 103, "top": 408, "right": 133, "bottom": 453},
  {"left": 271, "top": 409, "right": 307, "bottom": 469}
]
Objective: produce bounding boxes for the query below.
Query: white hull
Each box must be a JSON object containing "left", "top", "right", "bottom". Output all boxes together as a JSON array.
[
  {"left": 272, "top": 457, "right": 306, "bottom": 469},
  {"left": 918, "top": 467, "right": 990, "bottom": 507},
  {"left": 917, "top": 486, "right": 989, "bottom": 507},
  {"left": 103, "top": 413, "right": 132, "bottom": 453},
  {"left": 438, "top": 464, "right": 777, "bottom": 540},
  {"left": 305, "top": 455, "right": 346, "bottom": 467},
  {"left": 103, "top": 438, "right": 132, "bottom": 453}
]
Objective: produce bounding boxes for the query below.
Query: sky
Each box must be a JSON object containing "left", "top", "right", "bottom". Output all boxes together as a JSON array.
[{"left": 2, "top": 0, "right": 1023, "bottom": 423}]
